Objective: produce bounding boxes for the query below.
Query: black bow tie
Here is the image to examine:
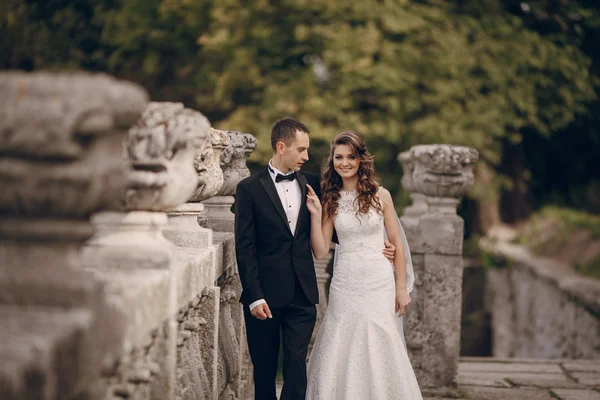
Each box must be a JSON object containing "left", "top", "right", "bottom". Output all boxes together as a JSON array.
[
  {"left": 269, "top": 165, "right": 297, "bottom": 183},
  {"left": 276, "top": 172, "right": 297, "bottom": 183}
]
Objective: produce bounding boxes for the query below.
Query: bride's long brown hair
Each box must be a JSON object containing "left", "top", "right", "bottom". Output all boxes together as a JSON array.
[{"left": 321, "top": 131, "right": 382, "bottom": 219}]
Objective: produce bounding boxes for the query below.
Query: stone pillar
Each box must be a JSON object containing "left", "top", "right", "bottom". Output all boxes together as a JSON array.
[
  {"left": 309, "top": 245, "right": 335, "bottom": 353},
  {"left": 201, "top": 130, "right": 256, "bottom": 399},
  {"left": 202, "top": 130, "right": 257, "bottom": 232},
  {"left": 82, "top": 101, "right": 209, "bottom": 399},
  {"left": 166, "top": 121, "right": 227, "bottom": 400},
  {"left": 400, "top": 144, "right": 478, "bottom": 388},
  {"left": 0, "top": 72, "right": 148, "bottom": 400}
]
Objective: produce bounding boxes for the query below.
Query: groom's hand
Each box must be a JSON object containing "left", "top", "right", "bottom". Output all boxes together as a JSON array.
[
  {"left": 251, "top": 303, "right": 273, "bottom": 320},
  {"left": 383, "top": 240, "right": 395, "bottom": 262}
]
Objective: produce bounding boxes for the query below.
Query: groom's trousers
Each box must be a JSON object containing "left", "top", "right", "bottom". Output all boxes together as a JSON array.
[{"left": 243, "top": 279, "right": 316, "bottom": 400}]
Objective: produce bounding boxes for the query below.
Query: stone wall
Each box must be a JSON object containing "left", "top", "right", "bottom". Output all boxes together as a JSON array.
[
  {"left": 0, "top": 72, "right": 256, "bottom": 400},
  {"left": 485, "top": 241, "right": 600, "bottom": 359}
]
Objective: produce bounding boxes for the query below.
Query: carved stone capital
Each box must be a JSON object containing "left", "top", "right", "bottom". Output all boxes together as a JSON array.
[
  {"left": 0, "top": 71, "right": 148, "bottom": 222},
  {"left": 217, "top": 131, "right": 257, "bottom": 196},
  {"left": 398, "top": 150, "right": 428, "bottom": 217},
  {"left": 190, "top": 128, "right": 229, "bottom": 202},
  {"left": 123, "top": 102, "right": 211, "bottom": 211},
  {"left": 410, "top": 145, "right": 479, "bottom": 199},
  {"left": 398, "top": 150, "right": 416, "bottom": 193}
]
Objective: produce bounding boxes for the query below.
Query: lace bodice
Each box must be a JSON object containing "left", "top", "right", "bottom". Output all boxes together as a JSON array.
[{"left": 334, "top": 190, "right": 385, "bottom": 256}]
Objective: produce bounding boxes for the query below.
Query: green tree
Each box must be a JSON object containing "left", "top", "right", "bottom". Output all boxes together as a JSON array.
[{"left": 2, "top": 0, "right": 597, "bottom": 228}]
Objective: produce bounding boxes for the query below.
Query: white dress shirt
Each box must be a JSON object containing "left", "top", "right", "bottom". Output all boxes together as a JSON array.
[{"left": 249, "top": 161, "right": 302, "bottom": 311}]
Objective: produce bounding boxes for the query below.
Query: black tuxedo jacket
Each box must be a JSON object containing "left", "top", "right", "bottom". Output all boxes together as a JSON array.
[{"left": 234, "top": 167, "right": 320, "bottom": 308}]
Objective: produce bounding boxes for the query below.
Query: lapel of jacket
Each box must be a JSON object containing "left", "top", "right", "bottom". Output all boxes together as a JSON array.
[
  {"left": 293, "top": 172, "right": 308, "bottom": 238},
  {"left": 258, "top": 167, "right": 292, "bottom": 234}
]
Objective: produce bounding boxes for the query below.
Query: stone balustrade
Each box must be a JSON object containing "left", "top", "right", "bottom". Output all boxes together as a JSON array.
[
  {"left": 0, "top": 71, "right": 149, "bottom": 400},
  {"left": 483, "top": 240, "right": 600, "bottom": 360},
  {"left": 0, "top": 73, "right": 254, "bottom": 400}
]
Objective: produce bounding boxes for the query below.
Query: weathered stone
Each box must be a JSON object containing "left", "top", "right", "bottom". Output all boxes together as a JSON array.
[
  {"left": 175, "top": 286, "right": 220, "bottom": 400},
  {"left": 486, "top": 268, "right": 516, "bottom": 358},
  {"left": 398, "top": 150, "right": 428, "bottom": 217},
  {"left": 455, "top": 373, "right": 513, "bottom": 388},
  {"left": 191, "top": 128, "right": 229, "bottom": 202},
  {"left": 202, "top": 130, "right": 257, "bottom": 232},
  {"left": 214, "top": 232, "right": 237, "bottom": 279},
  {"left": 83, "top": 211, "right": 175, "bottom": 270},
  {"left": 563, "top": 361, "right": 600, "bottom": 374},
  {"left": 0, "top": 306, "right": 96, "bottom": 399},
  {"left": 201, "top": 196, "right": 237, "bottom": 232},
  {"left": 459, "top": 362, "right": 563, "bottom": 374},
  {"left": 461, "top": 386, "right": 555, "bottom": 400},
  {"left": 81, "top": 102, "right": 216, "bottom": 400},
  {"left": 572, "top": 372, "right": 600, "bottom": 386},
  {"left": 410, "top": 144, "right": 478, "bottom": 199},
  {"left": 113, "top": 383, "right": 136, "bottom": 397},
  {"left": 0, "top": 71, "right": 148, "bottom": 400},
  {"left": 0, "top": 72, "right": 147, "bottom": 219},
  {"left": 551, "top": 388, "right": 600, "bottom": 400},
  {"left": 123, "top": 102, "right": 210, "bottom": 211},
  {"left": 399, "top": 144, "right": 478, "bottom": 388},
  {"left": 0, "top": 70, "right": 257, "bottom": 400},
  {"left": 216, "top": 131, "right": 256, "bottom": 196},
  {"left": 485, "top": 241, "right": 600, "bottom": 359},
  {"left": 310, "top": 246, "right": 335, "bottom": 354},
  {"left": 171, "top": 246, "right": 217, "bottom": 308},
  {"left": 410, "top": 211, "right": 464, "bottom": 255},
  {"left": 165, "top": 203, "right": 213, "bottom": 249}
]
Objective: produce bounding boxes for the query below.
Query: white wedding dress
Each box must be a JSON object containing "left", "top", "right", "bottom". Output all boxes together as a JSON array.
[{"left": 306, "top": 190, "right": 422, "bottom": 400}]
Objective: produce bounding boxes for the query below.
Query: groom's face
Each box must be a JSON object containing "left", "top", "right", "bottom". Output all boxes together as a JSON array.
[{"left": 280, "top": 130, "right": 310, "bottom": 172}]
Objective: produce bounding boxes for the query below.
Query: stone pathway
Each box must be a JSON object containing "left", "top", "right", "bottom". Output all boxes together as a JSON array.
[
  {"left": 275, "top": 357, "right": 600, "bottom": 399},
  {"left": 430, "top": 357, "right": 600, "bottom": 400}
]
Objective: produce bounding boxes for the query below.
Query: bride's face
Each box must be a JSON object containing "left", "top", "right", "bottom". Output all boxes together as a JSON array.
[{"left": 333, "top": 144, "right": 360, "bottom": 179}]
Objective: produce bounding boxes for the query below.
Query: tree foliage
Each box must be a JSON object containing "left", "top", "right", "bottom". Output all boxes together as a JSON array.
[{"left": 2, "top": 0, "right": 598, "bottom": 221}]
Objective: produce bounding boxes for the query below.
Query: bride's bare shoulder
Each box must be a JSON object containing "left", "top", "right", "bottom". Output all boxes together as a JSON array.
[{"left": 377, "top": 187, "right": 393, "bottom": 209}]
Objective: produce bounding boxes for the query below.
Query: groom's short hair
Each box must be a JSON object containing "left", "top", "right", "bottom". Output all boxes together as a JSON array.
[{"left": 270, "top": 118, "right": 310, "bottom": 151}]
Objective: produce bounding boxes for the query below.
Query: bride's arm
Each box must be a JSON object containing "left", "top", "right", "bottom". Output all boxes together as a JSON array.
[
  {"left": 306, "top": 184, "right": 334, "bottom": 260},
  {"left": 380, "top": 188, "right": 411, "bottom": 315}
]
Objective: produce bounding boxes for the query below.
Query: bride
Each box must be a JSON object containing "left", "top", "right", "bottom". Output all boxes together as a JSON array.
[{"left": 305, "top": 131, "right": 422, "bottom": 399}]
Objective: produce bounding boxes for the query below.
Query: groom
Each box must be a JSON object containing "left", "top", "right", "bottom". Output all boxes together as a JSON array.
[{"left": 235, "top": 118, "right": 393, "bottom": 399}]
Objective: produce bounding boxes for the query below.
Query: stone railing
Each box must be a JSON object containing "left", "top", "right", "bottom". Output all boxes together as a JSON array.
[
  {"left": 483, "top": 240, "right": 600, "bottom": 359},
  {"left": 397, "top": 144, "right": 479, "bottom": 387},
  {"left": 0, "top": 72, "right": 256, "bottom": 400}
]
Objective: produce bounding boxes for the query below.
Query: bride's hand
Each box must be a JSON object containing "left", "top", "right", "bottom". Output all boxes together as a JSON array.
[
  {"left": 306, "top": 184, "right": 322, "bottom": 217},
  {"left": 395, "top": 288, "right": 411, "bottom": 317}
]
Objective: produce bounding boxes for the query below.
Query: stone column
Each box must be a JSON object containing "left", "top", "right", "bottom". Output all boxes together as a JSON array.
[
  {"left": 203, "top": 130, "right": 256, "bottom": 399},
  {"left": 400, "top": 144, "right": 478, "bottom": 388},
  {"left": 0, "top": 72, "right": 148, "bottom": 400},
  {"left": 161, "top": 121, "right": 227, "bottom": 400},
  {"left": 309, "top": 245, "right": 335, "bottom": 353},
  {"left": 82, "top": 101, "right": 209, "bottom": 399},
  {"left": 202, "top": 130, "right": 257, "bottom": 232}
]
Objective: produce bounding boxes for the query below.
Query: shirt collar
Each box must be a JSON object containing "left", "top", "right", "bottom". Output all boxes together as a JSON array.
[{"left": 268, "top": 160, "right": 295, "bottom": 183}]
